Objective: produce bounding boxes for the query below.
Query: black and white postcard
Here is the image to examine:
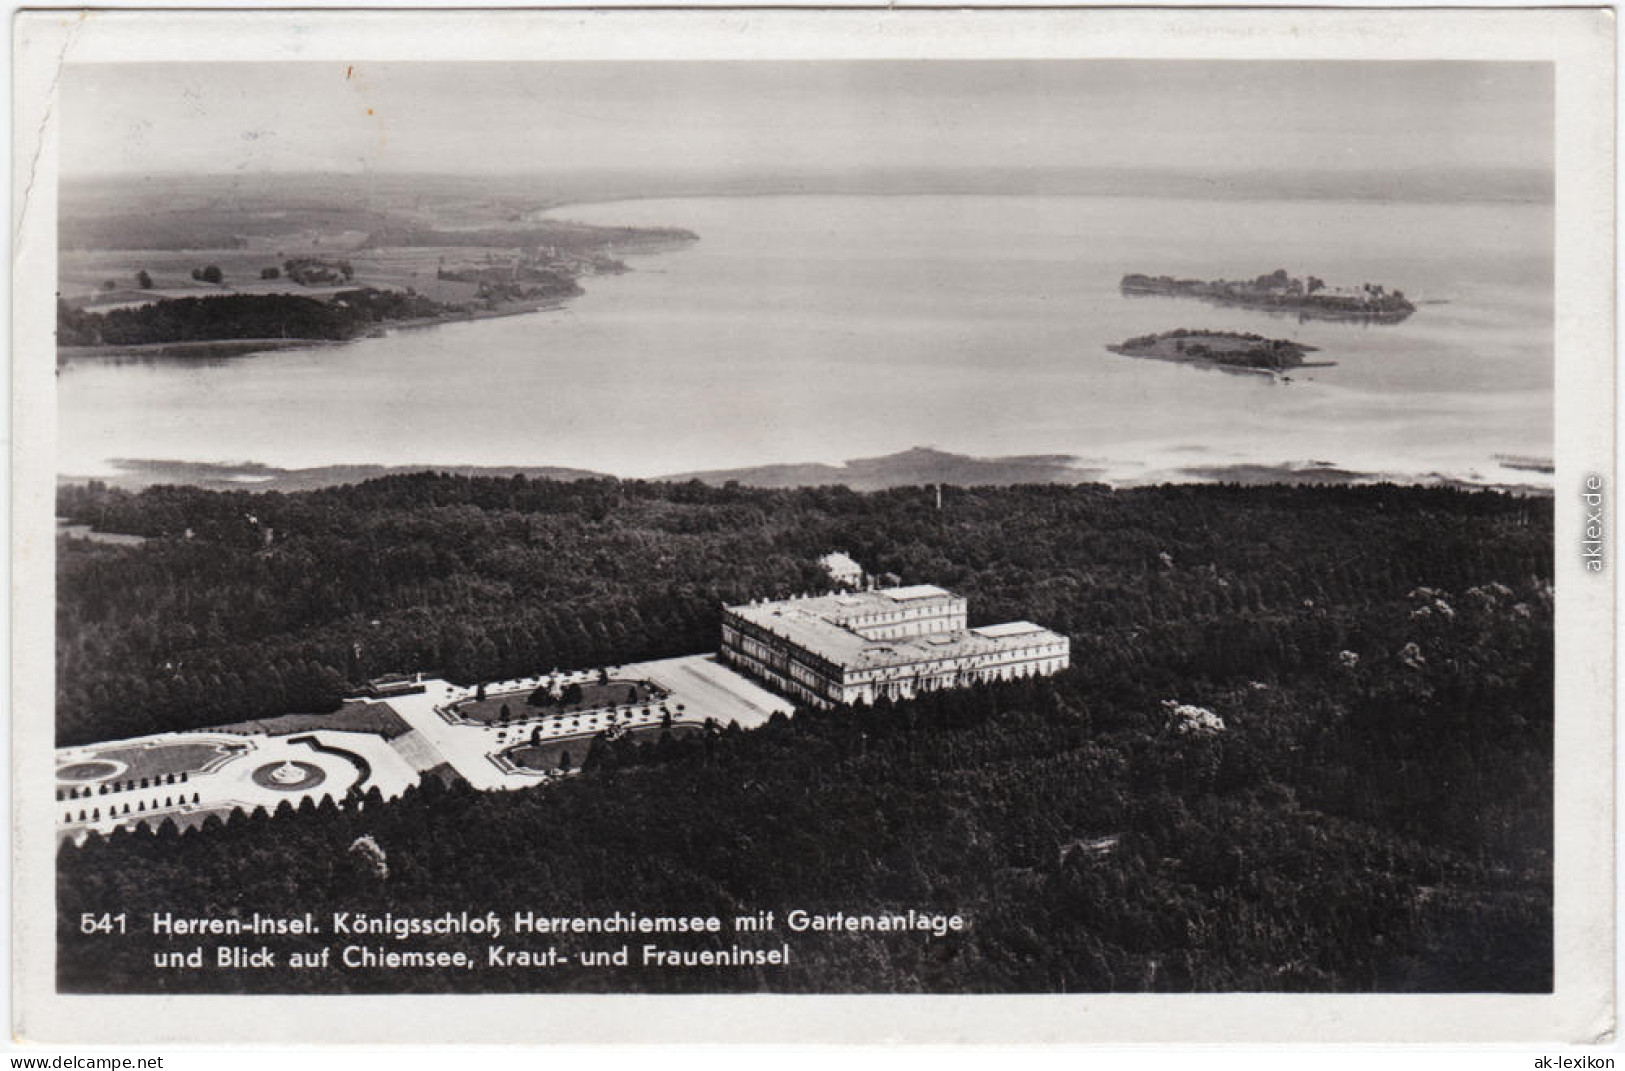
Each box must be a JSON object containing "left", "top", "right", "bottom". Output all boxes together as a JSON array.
[{"left": 10, "top": 7, "right": 1616, "bottom": 1046}]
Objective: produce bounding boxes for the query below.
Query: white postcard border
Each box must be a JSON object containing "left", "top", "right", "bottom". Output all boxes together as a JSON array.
[{"left": 11, "top": 6, "right": 1616, "bottom": 1045}]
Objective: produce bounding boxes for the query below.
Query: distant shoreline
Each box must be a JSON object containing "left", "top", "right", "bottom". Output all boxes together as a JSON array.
[
  {"left": 58, "top": 447, "right": 1556, "bottom": 499},
  {"left": 518, "top": 166, "right": 1553, "bottom": 217}
]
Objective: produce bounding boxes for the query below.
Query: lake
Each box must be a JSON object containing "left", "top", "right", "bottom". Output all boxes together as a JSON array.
[{"left": 57, "top": 193, "right": 1553, "bottom": 486}]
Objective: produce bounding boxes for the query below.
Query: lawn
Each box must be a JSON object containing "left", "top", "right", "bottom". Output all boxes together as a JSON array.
[
  {"left": 454, "top": 679, "right": 669, "bottom": 725},
  {"left": 60, "top": 741, "right": 243, "bottom": 785},
  {"left": 503, "top": 723, "right": 701, "bottom": 773},
  {"left": 212, "top": 701, "right": 414, "bottom": 740}
]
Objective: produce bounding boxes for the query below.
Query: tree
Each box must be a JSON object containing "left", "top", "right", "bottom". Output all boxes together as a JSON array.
[
  {"left": 557, "top": 750, "right": 572, "bottom": 773},
  {"left": 136, "top": 270, "right": 153, "bottom": 290},
  {"left": 201, "top": 265, "right": 224, "bottom": 285},
  {"left": 261, "top": 266, "right": 281, "bottom": 280},
  {"left": 348, "top": 834, "right": 389, "bottom": 881}
]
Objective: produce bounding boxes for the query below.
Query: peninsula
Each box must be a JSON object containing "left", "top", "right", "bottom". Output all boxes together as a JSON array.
[
  {"left": 1108, "top": 329, "right": 1329, "bottom": 376},
  {"left": 1120, "top": 269, "right": 1415, "bottom": 323},
  {"left": 55, "top": 175, "right": 697, "bottom": 361}
]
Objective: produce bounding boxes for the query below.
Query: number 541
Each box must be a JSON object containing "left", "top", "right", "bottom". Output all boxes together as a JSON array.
[{"left": 79, "top": 912, "right": 126, "bottom": 935}]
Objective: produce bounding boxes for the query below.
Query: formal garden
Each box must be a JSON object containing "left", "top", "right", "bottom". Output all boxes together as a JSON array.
[{"left": 451, "top": 674, "right": 669, "bottom": 726}]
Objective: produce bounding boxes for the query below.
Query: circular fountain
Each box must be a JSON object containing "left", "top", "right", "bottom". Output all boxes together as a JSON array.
[{"left": 251, "top": 759, "right": 326, "bottom": 792}]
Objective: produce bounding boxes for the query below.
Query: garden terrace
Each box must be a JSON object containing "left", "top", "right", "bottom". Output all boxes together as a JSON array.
[
  {"left": 451, "top": 678, "right": 668, "bottom": 725},
  {"left": 500, "top": 722, "right": 703, "bottom": 774},
  {"left": 56, "top": 740, "right": 243, "bottom": 789}
]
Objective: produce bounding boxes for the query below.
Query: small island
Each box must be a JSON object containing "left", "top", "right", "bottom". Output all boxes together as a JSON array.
[
  {"left": 1120, "top": 269, "right": 1415, "bottom": 324},
  {"left": 1108, "top": 329, "right": 1332, "bottom": 376}
]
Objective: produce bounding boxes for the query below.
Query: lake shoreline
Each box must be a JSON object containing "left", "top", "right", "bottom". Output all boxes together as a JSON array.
[
  {"left": 58, "top": 447, "right": 1555, "bottom": 499},
  {"left": 55, "top": 296, "right": 577, "bottom": 365}
]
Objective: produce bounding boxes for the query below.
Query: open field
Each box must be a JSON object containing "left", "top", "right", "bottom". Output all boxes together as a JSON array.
[
  {"left": 60, "top": 246, "right": 489, "bottom": 306},
  {"left": 56, "top": 522, "right": 147, "bottom": 547},
  {"left": 60, "top": 248, "right": 352, "bottom": 301}
]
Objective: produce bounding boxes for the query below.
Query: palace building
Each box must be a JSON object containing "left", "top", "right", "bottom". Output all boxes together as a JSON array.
[{"left": 719, "top": 584, "right": 1069, "bottom": 709}]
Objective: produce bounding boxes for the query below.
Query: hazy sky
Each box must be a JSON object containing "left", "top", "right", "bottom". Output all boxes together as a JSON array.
[{"left": 63, "top": 61, "right": 1552, "bottom": 178}]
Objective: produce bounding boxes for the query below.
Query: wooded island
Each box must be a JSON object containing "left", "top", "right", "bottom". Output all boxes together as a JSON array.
[
  {"left": 1121, "top": 269, "right": 1416, "bottom": 323},
  {"left": 1109, "top": 329, "right": 1329, "bottom": 375}
]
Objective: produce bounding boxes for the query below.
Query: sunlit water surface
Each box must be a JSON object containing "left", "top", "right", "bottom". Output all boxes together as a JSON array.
[{"left": 59, "top": 194, "right": 1552, "bottom": 486}]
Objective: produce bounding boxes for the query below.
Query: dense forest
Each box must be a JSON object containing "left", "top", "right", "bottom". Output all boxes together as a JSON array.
[
  {"left": 56, "top": 476, "right": 1552, "bottom": 993},
  {"left": 56, "top": 289, "right": 453, "bottom": 348}
]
